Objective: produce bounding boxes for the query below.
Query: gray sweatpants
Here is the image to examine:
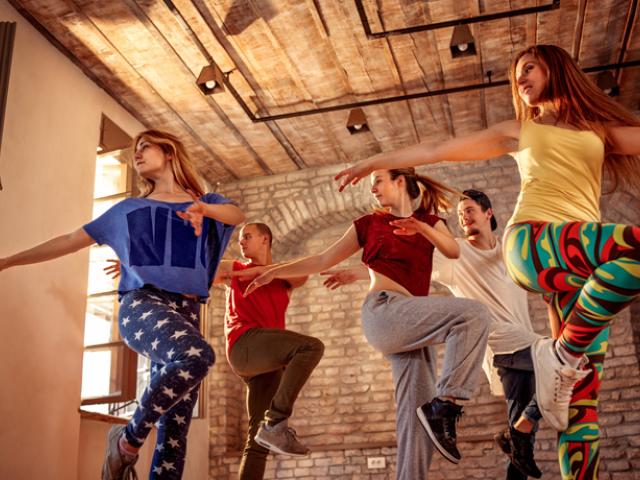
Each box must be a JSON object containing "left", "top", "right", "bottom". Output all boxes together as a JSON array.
[{"left": 361, "top": 290, "right": 490, "bottom": 480}]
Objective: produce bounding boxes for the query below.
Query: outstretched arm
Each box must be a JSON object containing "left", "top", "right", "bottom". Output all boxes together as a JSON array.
[
  {"left": 0, "top": 228, "right": 96, "bottom": 272},
  {"left": 389, "top": 218, "right": 459, "bottom": 259},
  {"left": 177, "top": 190, "right": 246, "bottom": 236},
  {"left": 244, "top": 226, "right": 361, "bottom": 295},
  {"left": 285, "top": 276, "right": 308, "bottom": 289},
  {"left": 320, "top": 265, "right": 369, "bottom": 290},
  {"left": 336, "top": 120, "right": 520, "bottom": 190},
  {"left": 609, "top": 126, "right": 640, "bottom": 155},
  {"left": 226, "top": 262, "right": 308, "bottom": 287},
  {"left": 212, "top": 260, "right": 234, "bottom": 285}
]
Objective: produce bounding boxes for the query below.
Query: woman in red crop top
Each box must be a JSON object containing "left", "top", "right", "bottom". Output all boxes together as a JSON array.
[
  {"left": 333, "top": 44, "right": 640, "bottom": 479},
  {"left": 242, "top": 167, "right": 491, "bottom": 479}
]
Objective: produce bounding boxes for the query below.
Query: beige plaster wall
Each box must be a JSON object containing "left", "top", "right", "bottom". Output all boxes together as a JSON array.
[{"left": 0, "top": 2, "right": 208, "bottom": 478}]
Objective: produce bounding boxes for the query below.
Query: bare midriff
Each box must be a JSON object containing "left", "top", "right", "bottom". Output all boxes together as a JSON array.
[{"left": 368, "top": 269, "right": 412, "bottom": 297}]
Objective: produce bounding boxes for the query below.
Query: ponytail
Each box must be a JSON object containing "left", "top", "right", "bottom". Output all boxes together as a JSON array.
[{"left": 389, "top": 168, "right": 459, "bottom": 214}]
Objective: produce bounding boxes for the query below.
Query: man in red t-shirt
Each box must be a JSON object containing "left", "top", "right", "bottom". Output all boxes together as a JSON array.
[{"left": 214, "top": 223, "right": 324, "bottom": 480}]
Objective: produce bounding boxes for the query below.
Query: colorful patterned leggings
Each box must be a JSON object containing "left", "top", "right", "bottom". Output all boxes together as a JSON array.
[{"left": 503, "top": 221, "right": 640, "bottom": 479}]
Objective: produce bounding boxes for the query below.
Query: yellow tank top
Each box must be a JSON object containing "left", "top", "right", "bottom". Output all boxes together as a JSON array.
[{"left": 508, "top": 120, "right": 604, "bottom": 226}]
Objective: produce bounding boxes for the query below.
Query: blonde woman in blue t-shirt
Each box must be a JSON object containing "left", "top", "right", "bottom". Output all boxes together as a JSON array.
[
  {"left": 0, "top": 129, "right": 245, "bottom": 480},
  {"left": 335, "top": 44, "right": 640, "bottom": 479}
]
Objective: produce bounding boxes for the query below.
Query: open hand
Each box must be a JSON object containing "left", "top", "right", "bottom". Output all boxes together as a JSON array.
[
  {"left": 245, "top": 269, "right": 277, "bottom": 296},
  {"left": 320, "top": 268, "right": 360, "bottom": 290},
  {"left": 176, "top": 190, "right": 206, "bottom": 236},
  {"left": 334, "top": 160, "right": 376, "bottom": 192},
  {"left": 389, "top": 217, "right": 425, "bottom": 236},
  {"left": 103, "top": 258, "right": 121, "bottom": 279}
]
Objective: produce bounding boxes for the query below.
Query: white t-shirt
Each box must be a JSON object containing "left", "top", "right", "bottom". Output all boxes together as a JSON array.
[{"left": 432, "top": 237, "right": 541, "bottom": 395}]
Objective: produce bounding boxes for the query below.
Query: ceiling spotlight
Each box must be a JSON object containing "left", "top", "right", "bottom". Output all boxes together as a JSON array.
[
  {"left": 346, "top": 108, "right": 369, "bottom": 134},
  {"left": 450, "top": 24, "right": 476, "bottom": 58},
  {"left": 196, "top": 64, "right": 225, "bottom": 95},
  {"left": 596, "top": 71, "right": 619, "bottom": 97}
]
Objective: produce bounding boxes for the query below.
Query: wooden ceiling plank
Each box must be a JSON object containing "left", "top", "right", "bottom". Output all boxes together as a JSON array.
[
  {"left": 133, "top": 0, "right": 300, "bottom": 174},
  {"left": 428, "top": 1, "right": 485, "bottom": 143},
  {"left": 127, "top": 0, "right": 276, "bottom": 176},
  {"left": 72, "top": 0, "right": 265, "bottom": 178},
  {"left": 10, "top": 0, "right": 236, "bottom": 182},
  {"left": 177, "top": 0, "right": 367, "bottom": 170},
  {"left": 535, "top": 0, "right": 578, "bottom": 51},
  {"left": 621, "top": 0, "right": 640, "bottom": 61},
  {"left": 617, "top": 66, "right": 640, "bottom": 111},
  {"left": 578, "top": 0, "right": 631, "bottom": 66},
  {"left": 313, "top": 1, "right": 417, "bottom": 152},
  {"left": 165, "top": 0, "right": 305, "bottom": 172},
  {"left": 227, "top": 0, "right": 389, "bottom": 167},
  {"left": 202, "top": 0, "right": 316, "bottom": 112},
  {"left": 272, "top": 116, "right": 344, "bottom": 167}
]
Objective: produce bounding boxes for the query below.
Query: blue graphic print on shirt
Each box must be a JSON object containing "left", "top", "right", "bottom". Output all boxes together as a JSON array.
[{"left": 83, "top": 193, "right": 234, "bottom": 299}]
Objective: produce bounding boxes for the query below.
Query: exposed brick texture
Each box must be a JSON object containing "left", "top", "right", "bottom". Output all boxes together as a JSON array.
[{"left": 205, "top": 159, "right": 640, "bottom": 479}]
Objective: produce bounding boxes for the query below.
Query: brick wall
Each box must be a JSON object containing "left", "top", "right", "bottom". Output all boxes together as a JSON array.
[{"left": 205, "top": 159, "right": 640, "bottom": 479}]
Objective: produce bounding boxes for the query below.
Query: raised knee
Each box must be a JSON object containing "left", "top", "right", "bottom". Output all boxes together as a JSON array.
[
  {"left": 464, "top": 302, "right": 491, "bottom": 330},
  {"left": 310, "top": 336, "right": 325, "bottom": 356},
  {"left": 184, "top": 342, "right": 215, "bottom": 377}
]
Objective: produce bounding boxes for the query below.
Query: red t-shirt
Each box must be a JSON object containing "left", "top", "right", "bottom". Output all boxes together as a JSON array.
[
  {"left": 353, "top": 208, "right": 442, "bottom": 296},
  {"left": 225, "top": 260, "right": 291, "bottom": 357}
]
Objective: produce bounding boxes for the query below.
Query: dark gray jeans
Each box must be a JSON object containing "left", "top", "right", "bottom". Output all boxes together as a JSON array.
[{"left": 494, "top": 346, "right": 542, "bottom": 480}]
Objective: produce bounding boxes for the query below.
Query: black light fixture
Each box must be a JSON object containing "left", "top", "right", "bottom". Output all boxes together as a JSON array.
[
  {"left": 596, "top": 71, "right": 619, "bottom": 97},
  {"left": 346, "top": 108, "right": 369, "bottom": 134},
  {"left": 196, "top": 64, "right": 225, "bottom": 95},
  {"left": 450, "top": 24, "right": 476, "bottom": 58}
]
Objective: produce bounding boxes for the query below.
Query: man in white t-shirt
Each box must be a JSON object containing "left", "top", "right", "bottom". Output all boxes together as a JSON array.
[{"left": 322, "top": 190, "right": 542, "bottom": 480}]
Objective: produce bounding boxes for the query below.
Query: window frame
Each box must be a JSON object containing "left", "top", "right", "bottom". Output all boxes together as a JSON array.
[{"left": 80, "top": 146, "right": 136, "bottom": 408}]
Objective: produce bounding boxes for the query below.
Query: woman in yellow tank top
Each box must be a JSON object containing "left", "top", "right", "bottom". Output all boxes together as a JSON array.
[{"left": 335, "top": 44, "right": 640, "bottom": 480}]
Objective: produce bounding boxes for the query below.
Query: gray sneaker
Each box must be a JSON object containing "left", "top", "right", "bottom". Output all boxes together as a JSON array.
[
  {"left": 102, "top": 425, "right": 139, "bottom": 480},
  {"left": 254, "top": 420, "right": 310, "bottom": 457}
]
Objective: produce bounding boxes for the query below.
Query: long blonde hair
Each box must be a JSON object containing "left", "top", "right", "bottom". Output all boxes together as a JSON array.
[
  {"left": 509, "top": 44, "right": 640, "bottom": 192},
  {"left": 388, "top": 168, "right": 459, "bottom": 214},
  {"left": 132, "top": 129, "right": 205, "bottom": 197}
]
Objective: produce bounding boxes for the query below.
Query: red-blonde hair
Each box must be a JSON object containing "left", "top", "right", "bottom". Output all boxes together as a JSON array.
[
  {"left": 132, "top": 129, "right": 205, "bottom": 197},
  {"left": 509, "top": 44, "right": 640, "bottom": 192}
]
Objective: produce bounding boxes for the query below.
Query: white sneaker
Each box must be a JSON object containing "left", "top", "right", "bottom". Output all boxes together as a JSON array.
[{"left": 530, "top": 337, "right": 589, "bottom": 431}]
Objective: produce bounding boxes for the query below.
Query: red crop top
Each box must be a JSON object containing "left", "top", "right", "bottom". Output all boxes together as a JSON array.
[{"left": 353, "top": 208, "right": 442, "bottom": 296}]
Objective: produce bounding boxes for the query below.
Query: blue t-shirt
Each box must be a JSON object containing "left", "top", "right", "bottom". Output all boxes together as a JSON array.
[{"left": 83, "top": 193, "right": 235, "bottom": 300}]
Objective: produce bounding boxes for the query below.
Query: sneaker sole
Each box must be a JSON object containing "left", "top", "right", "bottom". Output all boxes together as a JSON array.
[
  {"left": 416, "top": 407, "right": 460, "bottom": 465},
  {"left": 530, "top": 339, "right": 568, "bottom": 432},
  {"left": 254, "top": 436, "right": 309, "bottom": 458}
]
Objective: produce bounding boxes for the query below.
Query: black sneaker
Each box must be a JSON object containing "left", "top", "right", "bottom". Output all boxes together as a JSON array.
[
  {"left": 494, "top": 428, "right": 542, "bottom": 479},
  {"left": 416, "top": 398, "right": 463, "bottom": 464},
  {"left": 494, "top": 429, "right": 511, "bottom": 456}
]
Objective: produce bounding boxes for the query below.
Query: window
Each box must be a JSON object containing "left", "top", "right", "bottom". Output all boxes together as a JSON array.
[
  {"left": 81, "top": 144, "right": 138, "bottom": 414},
  {"left": 0, "top": 22, "right": 16, "bottom": 188}
]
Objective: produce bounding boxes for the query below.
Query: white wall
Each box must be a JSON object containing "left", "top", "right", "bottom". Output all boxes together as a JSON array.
[{"left": 0, "top": 2, "right": 207, "bottom": 478}]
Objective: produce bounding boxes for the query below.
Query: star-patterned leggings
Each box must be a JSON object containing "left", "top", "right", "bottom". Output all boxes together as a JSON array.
[{"left": 119, "top": 286, "right": 215, "bottom": 479}]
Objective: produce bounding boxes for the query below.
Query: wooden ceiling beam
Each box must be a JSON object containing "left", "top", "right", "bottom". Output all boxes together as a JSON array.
[{"left": 120, "top": 0, "right": 276, "bottom": 176}]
